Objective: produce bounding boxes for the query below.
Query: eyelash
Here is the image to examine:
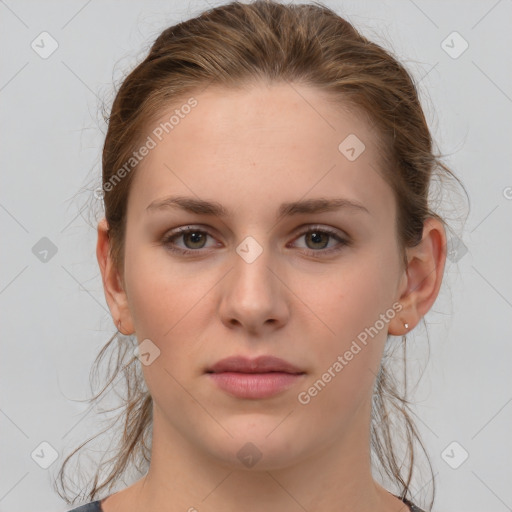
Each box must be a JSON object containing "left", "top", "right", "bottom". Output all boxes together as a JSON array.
[{"left": 161, "top": 225, "right": 350, "bottom": 258}]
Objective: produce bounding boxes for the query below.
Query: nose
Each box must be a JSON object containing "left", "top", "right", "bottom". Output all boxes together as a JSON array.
[{"left": 218, "top": 241, "right": 290, "bottom": 336}]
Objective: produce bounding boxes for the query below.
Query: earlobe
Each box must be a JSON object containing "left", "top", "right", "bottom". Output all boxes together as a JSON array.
[
  {"left": 96, "top": 218, "right": 135, "bottom": 334},
  {"left": 389, "top": 217, "right": 447, "bottom": 336}
]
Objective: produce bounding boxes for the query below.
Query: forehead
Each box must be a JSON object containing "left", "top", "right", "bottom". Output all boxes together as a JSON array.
[{"left": 127, "top": 82, "right": 393, "bottom": 222}]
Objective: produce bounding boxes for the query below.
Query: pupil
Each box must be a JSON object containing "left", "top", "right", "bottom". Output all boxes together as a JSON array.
[
  {"left": 184, "top": 231, "right": 205, "bottom": 249},
  {"left": 309, "top": 231, "right": 327, "bottom": 249}
]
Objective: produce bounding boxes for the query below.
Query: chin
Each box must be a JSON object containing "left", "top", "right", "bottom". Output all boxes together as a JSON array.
[{"left": 200, "top": 418, "right": 308, "bottom": 471}]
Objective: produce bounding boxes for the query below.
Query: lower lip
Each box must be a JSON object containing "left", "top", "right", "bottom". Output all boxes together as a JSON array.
[{"left": 207, "top": 371, "right": 304, "bottom": 399}]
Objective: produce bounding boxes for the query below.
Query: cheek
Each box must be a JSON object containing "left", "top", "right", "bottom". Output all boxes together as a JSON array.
[
  {"left": 123, "top": 245, "right": 198, "bottom": 339},
  {"left": 300, "top": 249, "right": 398, "bottom": 390},
  {"left": 296, "top": 269, "right": 388, "bottom": 430},
  {"left": 306, "top": 255, "right": 395, "bottom": 342},
  {"left": 123, "top": 244, "right": 223, "bottom": 369}
]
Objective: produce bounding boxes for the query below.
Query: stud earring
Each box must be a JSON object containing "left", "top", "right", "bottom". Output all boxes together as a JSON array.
[{"left": 404, "top": 322, "right": 409, "bottom": 330}]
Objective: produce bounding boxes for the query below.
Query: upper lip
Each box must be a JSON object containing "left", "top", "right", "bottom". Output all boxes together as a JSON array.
[{"left": 206, "top": 355, "right": 305, "bottom": 374}]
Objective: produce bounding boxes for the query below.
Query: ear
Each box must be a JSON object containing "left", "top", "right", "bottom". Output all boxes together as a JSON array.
[
  {"left": 388, "top": 217, "right": 447, "bottom": 336},
  {"left": 96, "top": 217, "right": 135, "bottom": 335}
]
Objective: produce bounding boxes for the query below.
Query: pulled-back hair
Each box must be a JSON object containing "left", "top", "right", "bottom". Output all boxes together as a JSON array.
[{"left": 55, "top": 1, "right": 468, "bottom": 510}]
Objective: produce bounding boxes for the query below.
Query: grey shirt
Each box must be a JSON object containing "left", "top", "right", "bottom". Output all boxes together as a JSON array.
[{"left": 67, "top": 495, "right": 427, "bottom": 512}]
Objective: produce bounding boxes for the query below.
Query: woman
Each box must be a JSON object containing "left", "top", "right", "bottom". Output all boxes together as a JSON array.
[{"left": 57, "top": 1, "right": 465, "bottom": 511}]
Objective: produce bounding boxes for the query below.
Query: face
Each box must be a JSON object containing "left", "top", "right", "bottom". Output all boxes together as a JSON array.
[{"left": 108, "top": 82, "right": 409, "bottom": 470}]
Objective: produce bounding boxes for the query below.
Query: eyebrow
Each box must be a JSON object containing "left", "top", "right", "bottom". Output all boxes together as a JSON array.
[{"left": 146, "top": 195, "right": 370, "bottom": 218}]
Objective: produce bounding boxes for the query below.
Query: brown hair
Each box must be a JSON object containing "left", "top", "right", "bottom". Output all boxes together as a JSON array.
[{"left": 55, "top": 1, "right": 468, "bottom": 509}]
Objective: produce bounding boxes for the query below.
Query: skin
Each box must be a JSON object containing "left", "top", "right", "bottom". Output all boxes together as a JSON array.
[{"left": 96, "top": 81, "right": 446, "bottom": 512}]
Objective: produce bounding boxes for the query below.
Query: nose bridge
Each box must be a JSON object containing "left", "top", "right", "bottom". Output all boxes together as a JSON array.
[
  {"left": 219, "top": 232, "right": 288, "bottom": 331},
  {"left": 232, "top": 233, "right": 277, "bottom": 303}
]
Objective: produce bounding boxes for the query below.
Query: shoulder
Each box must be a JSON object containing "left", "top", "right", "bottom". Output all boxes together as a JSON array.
[{"left": 66, "top": 501, "right": 102, "bottom": 512}]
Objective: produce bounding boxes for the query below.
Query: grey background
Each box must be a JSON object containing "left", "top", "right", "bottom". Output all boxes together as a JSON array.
[{"left": 1, "top": 1, "right": 511, "bottom": 511}]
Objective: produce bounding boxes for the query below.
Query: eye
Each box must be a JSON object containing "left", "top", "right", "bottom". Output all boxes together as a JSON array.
[
  {"left": 161, "top": 224, "right": 351, "bottom": 257},
  {"left": 290, "top": 225, "right": 350, "bottom": 257},
  {"left": 161, "top": 226, "right": 217, "bottom": 255}
]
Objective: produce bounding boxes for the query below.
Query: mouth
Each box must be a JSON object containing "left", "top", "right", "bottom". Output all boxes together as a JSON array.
[
  {"left": 205, "top": 355, "right": 306, "bottom": 399},
  {"left": 206, "top": 354, "right": 305, "bottom": 374}
]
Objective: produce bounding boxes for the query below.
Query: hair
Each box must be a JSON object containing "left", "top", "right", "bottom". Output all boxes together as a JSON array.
[{"left": 55, "top": 1, "right": 469, "bottom": 510}]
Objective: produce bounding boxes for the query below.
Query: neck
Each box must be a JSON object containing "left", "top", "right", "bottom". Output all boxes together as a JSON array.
[{"left": 121, "top": 401, "right": 397, "bottom": 512}]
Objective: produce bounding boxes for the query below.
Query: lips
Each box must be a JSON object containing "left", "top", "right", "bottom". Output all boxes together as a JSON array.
[
  {"left": 206, "top": 355, "right": 304, "bottom": 374},
  {"left": 205, "top": 355, "right": 306, "bottom": 399}
]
